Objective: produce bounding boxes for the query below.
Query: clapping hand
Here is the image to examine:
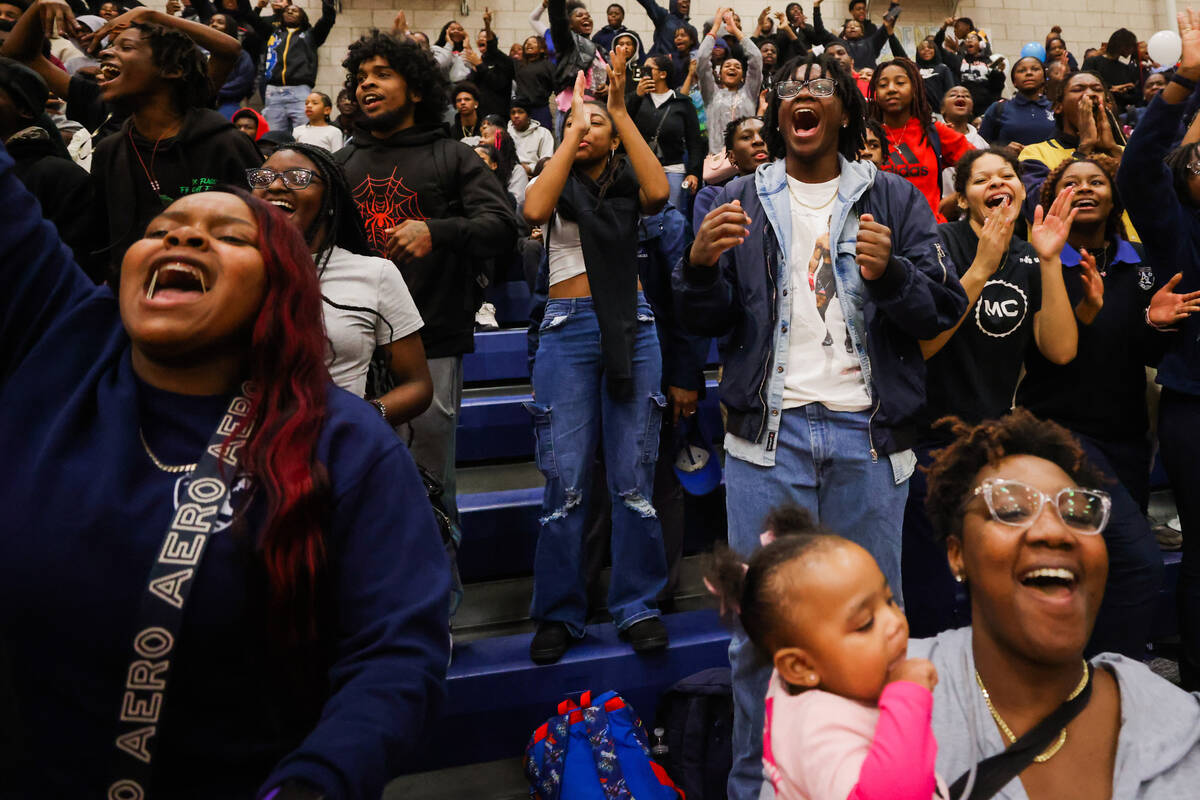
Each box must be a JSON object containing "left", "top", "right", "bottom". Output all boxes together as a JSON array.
[
  {"left": 1074, "top": 247, "right": 1105, "bottom": 324},
  {"left": 1030, "top": 186, "right": 1078, "bottom": 261},
  {"left": 1148, "top": 272, "right": 1200, "bottom": 327}
]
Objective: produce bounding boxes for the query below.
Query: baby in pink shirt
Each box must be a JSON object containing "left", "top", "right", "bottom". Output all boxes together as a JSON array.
[{"left": 706, "top": 506, "right": 947, "bottom": 800}]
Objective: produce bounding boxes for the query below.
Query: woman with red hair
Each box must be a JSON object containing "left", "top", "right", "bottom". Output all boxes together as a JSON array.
[{"left": 0, "top": 139, "right": 450, "bottom": 799}]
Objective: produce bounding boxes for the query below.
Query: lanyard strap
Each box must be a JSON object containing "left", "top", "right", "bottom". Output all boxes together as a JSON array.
[{"left": 108, "top": 390, "right": 254, "bottom": 800}]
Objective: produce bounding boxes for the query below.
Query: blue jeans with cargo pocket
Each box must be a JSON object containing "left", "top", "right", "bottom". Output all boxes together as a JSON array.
[{"left": 526, "top": 294, "right": 669, "bottom": 637}]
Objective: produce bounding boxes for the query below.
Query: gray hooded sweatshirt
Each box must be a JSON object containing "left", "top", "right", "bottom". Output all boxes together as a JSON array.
[{"left": 909, "top": 626, "right": 1200, "bottom": 798}]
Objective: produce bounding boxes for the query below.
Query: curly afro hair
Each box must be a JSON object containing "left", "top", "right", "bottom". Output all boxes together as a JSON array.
[
  {"left": 342, "top": 30, "right": 449, "bottom": 128},
  {"left": 924, "top": 409, "right": 1105, "bottom": 544}
]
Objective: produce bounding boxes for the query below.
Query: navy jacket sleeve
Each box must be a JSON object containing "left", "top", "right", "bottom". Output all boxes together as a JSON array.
[
  {"left": 425, "top": 142, "right": 518, "bottom": 259},
  {"left": 979, "top": 100, "right": 1002, "bottom": 142},
  {"left": 260, "top": 440, "right": 450, "bottom": 800},
  {"left": 672, "top": 184, "right": 743, "bottom": 337},
  {"left": 634, "top": 0, "right": 669, "bottom": 27},
  {"left": 548, "top": 0, "right": 576, "bottom": 59},
  {"left": 0, "top": 142, "right": 98, "bottom": 382},
  {"left": 863, "top": 173, "right": 968, "bottom": 338},
  {"left": 1118, "top": 95, "right": 1195, "bottom": 281},
  {"left": 308, "top": 0, "right": 337, "bottom": 47}
]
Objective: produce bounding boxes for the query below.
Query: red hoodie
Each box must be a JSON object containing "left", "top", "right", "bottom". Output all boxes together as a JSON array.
[
  {"left": 879, "top": 117, "right": 971, "bottom": 222},
  {"left": 231, "top": 107, "right": 269, "bottom": 141}
]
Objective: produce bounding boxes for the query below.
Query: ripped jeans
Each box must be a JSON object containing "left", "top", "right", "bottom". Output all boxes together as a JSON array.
[{"left": 526, "top": 295, "right": 669, "bottom": 636}]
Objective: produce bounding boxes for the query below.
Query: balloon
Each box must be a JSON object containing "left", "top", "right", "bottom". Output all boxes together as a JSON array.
[
  {"left": 1021, "top": 41, "right": 1046, "bottom": 62},
  {"left": 1148, "top": 29, "right": 1182, "bottom": 66}
]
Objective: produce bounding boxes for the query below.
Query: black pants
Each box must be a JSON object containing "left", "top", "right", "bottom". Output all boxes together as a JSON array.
[
  {"left": 1161, "top": 389, "right": 1200, "bottom": 684},
  {"left": 1076, "top": 432, "right": 1162, "bottom": 659}
]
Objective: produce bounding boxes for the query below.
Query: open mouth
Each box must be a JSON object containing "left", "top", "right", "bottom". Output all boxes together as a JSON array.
[
  {"left": 267, "top": 198, "right": 295, "bottom": 215},
  {"left": 791, "top": 106, "right": 820, "bottom": 135},
  {"left": 144, "top": 260, "right": 209, "bottom": 304},
  {"left": 98, "top": 61, "right": 121, "bottom": 84},
  {"left": 1072, "top": 198, "right": 1098, "bottom": 210},
  {"left": 360, "top": 93, "right": 384, "bottom": 112},
  {"left": 753, "top": 151, "right": 769, "bottom": 161},
  {"left": 984, "top": 192, "right": 1013, "bottom": 208},
  {"left": 1019, "top": 567, "right": 1078, "bottom": 598}
]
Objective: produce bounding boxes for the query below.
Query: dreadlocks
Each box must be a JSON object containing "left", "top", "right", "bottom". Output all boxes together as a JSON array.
[
  {"left": 271, "top": 142, "right": 371, "bottom": 268},
  {"left": 764, "top": 52, "right": 866, "bottom": 163},
  {"left": 867, "top": 58, "right": 933, "bottom": 144}
]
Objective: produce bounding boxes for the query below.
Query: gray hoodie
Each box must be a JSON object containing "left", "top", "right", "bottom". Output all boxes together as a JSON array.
[{"left": 909, "top": 626, "right": 1200, "bottom": 798}]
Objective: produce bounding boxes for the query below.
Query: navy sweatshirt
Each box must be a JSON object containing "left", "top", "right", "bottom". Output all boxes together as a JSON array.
[
  {"left": 1117, "top": 95, "right": 1200, "bottom": 396},
  {"left": 0, "top": 143, "right": 451, "bottom": 799}
]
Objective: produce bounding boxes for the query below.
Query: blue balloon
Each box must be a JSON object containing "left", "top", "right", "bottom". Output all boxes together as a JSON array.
[{"left": 1021, "top": 41, "right": 1047, "bottom": 62}]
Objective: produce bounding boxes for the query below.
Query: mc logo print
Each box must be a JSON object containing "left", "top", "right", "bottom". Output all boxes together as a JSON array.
[{"left": 974, "top": 279, "right": 1029, "bottom": 338}]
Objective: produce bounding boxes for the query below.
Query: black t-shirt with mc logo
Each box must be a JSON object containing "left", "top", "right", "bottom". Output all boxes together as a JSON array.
[{"left": 919, "top": 218, "right": 1043, "bottom": 440}]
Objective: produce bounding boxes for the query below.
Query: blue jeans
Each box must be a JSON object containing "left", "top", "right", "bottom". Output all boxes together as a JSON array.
[
  {"left": 527, "top": 295, "right": 669, "bottom": 636},
  {"left": 263, "top": 84, "right": 310, "bottom": 135},
  {"left": 724, "top": 405, "right": 910, "bottom": 800},
  {"left": 665, "top": 170, "right": 691, "bottom": 229}
]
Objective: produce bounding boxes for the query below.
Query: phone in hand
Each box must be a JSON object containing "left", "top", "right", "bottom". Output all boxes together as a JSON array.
[
  {"left": 883, "top": 4, "right": 901, "bottom": 24},
  {"left": 634, "top": 65, "right": 642, "bottom": 82}
]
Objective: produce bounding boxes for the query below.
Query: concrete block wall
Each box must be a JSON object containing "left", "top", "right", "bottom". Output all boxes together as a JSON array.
[{"left": 225, "top": 0, "right": 1177, "bottom": 107}]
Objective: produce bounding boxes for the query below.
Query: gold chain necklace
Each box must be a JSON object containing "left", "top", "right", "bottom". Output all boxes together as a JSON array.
[
  {"left": 787, "top": 181, "right": 838, "bottom": 211},
  {"left": 975, "top": 659, "right": 1089, "bottom": 763},
  {"left": 139, "top": 429, "right": 197, "bottom": 474}
]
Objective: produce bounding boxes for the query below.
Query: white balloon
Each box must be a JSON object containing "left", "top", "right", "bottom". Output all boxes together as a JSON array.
[{"left": 1148, "top": 29, "right": 1182, "bottom": 66}]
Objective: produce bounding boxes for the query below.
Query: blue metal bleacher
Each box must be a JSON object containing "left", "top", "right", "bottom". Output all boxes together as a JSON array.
[{"left": 416, "top": 609, "right": 731, "bottom": 772}]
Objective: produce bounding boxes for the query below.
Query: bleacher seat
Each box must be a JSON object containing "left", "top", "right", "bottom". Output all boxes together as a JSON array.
[{"left": 415, "top": 609, "right": 731, "bottom": 772}]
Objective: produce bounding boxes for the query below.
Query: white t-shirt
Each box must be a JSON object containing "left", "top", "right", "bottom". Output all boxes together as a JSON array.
[
  {"left": 318, "top": 245, "right": 424, "bottom": 397},
  {"left": 292, "top": 123, "right": 345, "bottom": 152},
  {"left": 650, "top": 90, "right": 673, "bottom": 108},
  {"left": 781, "top": 175, "right": 871, "bottom": 411},
  {"left": 529, "top": 175, "right": 587, "bottom": 286}
]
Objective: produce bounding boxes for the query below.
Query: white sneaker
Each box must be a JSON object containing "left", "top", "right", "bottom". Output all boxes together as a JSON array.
[{"left": 475, "top": 302, "right": 499, "bottom": 330}]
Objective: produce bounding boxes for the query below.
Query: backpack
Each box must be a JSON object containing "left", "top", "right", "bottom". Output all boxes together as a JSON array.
[
  {"left": 525, "top": 690, "right": 683, "bottom": 800},
  {"left": 652, "top": 668, "right": 733, "bottom": 800}
]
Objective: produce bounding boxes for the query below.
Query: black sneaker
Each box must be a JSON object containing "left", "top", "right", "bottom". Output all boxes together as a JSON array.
[
  {"left": 622, "top": 617, "right": 669, "bottom": 653},
  {"left": 530, "top": 621, "right": 572, "bottom": 665}
]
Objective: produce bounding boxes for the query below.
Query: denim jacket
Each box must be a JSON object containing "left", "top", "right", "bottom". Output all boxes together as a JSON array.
[{"left": 672, "top": 157, "right": 967, "bottom": 467}]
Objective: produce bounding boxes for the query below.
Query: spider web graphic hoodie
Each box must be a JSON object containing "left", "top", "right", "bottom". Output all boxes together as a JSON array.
[{"left": 336, "top": 125, "right": 518, "bottom": 358}]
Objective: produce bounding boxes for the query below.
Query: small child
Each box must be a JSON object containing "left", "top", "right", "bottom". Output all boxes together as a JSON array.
[
  {"left": 706, "top": 506, "right": 947, "bottom": 800},
  {"left": 292, "top": 92, "right": 345, "bottom": 153}
]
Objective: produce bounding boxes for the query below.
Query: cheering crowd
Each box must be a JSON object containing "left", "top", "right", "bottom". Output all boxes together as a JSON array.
[{"left": 3, "top": 0, "right": 1200, "bottom": 795}]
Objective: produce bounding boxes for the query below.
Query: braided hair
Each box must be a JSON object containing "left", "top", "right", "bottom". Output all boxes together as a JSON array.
[
  {"left": 764, "top": 52, "right": 866, "bottom": 163},
  {"left": 266, "top": 142, "right": 398, "bottom": 371},
  {"left": 867, "top": 58, "right": 933, "bottom": 144}
]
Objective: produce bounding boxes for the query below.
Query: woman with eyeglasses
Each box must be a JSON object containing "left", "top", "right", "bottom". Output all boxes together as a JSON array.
[
  {"left": 678, "top": 52, "right": 968, "bottom": 800},
  {"left": 0, "top": 137, "right": 450, "bottom": 797},
  {"left": 247, "top": 143, "right": 433, "bottom": 425},
  {"left": 1117, "top": 9, "right": 1200, "bottom": 690},
  {"left": 900, "top": 147, "right": 1078, "bottom": 640},
  {"left": 909, "top": 410, "right": 1200, "bottom": 798}
]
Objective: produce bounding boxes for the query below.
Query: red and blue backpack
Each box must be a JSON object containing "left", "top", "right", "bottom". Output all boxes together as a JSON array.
[{"left": 524, "top": 690, "right": 684, "bottom": 800}]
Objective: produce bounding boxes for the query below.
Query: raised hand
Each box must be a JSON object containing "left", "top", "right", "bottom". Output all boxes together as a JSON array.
[
  {"left": 1179, "top": 7, "right": 1200, "bottom": 71},
  {"left": 564, "top": 68, "right": 589, "bottom": 142},
  {"left": 1031, "top": 186, "right": 1078, "bottom": 261},
  {"left": 975, "top": 198, "right": 1017, "bottom": 275},
  {"left": 35, "top": 0, "right": 79, "bottom": 39},
  {"left": 89, "top": 5, "right": 154, "bottom": 53},
  {"left": 606, "top": 49, "right": 628, "bottom": 115},
  {"left": 1148, "top": 272, "right": 1200, "bottom": 326},
  {"left": 856, "top": 214, "right": 893, "bottom": 280},
  {"left": 392, "top": 9, "right": 408, "bottom": 33},
  {"left": 1074, "top": 247, "right": 1105, "bottom": 324},
  {"left": 462, "top": 38, "right": 482, "bottom": 66},
  {"left": 691, "top": 200, "right": 752, "bottom": 267},
  {"left": 482, "top": 6, "right": 493, "bottom": 28}
]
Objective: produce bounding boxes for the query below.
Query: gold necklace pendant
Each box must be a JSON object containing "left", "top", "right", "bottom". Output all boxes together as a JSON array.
[
  {"left": 139, "top": 429, "right": 198, "bottom": 474},
  {"left": 975, "top": 659, "right": 1089, "bottom": 764}
]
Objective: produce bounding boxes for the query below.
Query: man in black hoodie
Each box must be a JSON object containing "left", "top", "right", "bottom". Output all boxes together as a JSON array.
[
  {"left": 0, "top": 56, "right": 100, "bottom": 278},
  {"left": 336, "top": 32, "right": 517, "bottom": 583},
  {"left": 250, "top": 0, "right": 336, "bottom": 134}
]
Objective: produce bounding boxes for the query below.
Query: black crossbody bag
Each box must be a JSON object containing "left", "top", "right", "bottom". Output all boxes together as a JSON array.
[{"left": 950, "top": 664, "right": 1094, "bottom": 800}]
